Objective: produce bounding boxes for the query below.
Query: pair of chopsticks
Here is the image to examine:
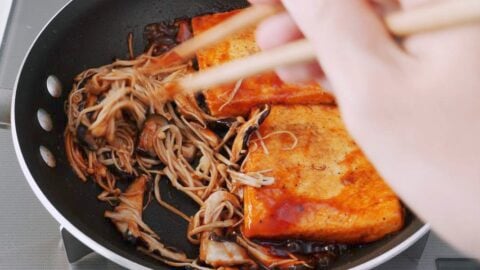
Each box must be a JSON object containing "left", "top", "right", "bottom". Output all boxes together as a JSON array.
[{"left": 170, "top": 0, "right": 480, "bottom": 94}]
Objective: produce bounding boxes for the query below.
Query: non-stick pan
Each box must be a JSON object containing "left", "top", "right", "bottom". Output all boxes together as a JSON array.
[{"left": 0, "top": 0, "right": 429, "bottom": 269}]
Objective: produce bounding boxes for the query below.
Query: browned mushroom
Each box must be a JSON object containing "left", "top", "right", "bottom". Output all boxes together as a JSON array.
[
  {"left": 137, "top": 115, "right": 169, "bottom": 156},
  {"left": 230, "top": 105, "right": 270, "bottom": 164},
  {"left": 194, "top": 191, "right": 256, "bottom": 268},
  {"left": 105, "top": 175, "right": 191, "bottom": 263},
  {"left": 105, "top": 175, "right": 148, "bottom": 242}
]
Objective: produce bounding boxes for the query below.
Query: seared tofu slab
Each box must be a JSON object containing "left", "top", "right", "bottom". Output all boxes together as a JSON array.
[
  {"left": 243, "top": 105, "right": 404, "bottom": 244},
  {"left": 192, "top": 11, "right": 334, "bottom": 117}
]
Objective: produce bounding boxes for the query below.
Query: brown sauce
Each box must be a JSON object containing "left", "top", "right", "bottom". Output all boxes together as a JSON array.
[
  {"left": 141, "top": 17, "right": 353, "bottom": 270},
  {"left": 254, "top": 239, "right": 349, "bottom": 270},
  {"left": 144, "top": 19, "right": 192, "bottom": 56}
]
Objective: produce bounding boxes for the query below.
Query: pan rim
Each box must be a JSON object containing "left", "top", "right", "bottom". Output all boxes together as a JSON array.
[
  {"left": 10, "top": 0, "right": 430, "bottom": 269},
  {"left": 10, "top": 0, "right": 149, "bottom": 269}
]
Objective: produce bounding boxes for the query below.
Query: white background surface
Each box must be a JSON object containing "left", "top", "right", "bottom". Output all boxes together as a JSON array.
[
  {"left": 0, "top": 0, "right": 468, "bottom": 269},
  {"left": 0, "top": 0, "right": 13, "bottom": 50}
]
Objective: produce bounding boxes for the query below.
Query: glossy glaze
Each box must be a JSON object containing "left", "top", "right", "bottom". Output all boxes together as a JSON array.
[
  {"left": 192, "top": 11, "right": 335, "bottom": 117},
  {"left": 244, "top": 105, "right": 404, "bottom": 243}
]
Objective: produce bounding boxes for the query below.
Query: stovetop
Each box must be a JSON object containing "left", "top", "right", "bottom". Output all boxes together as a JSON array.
[{"left": 0, "top": 1, "right": 474, "bottom": 269}]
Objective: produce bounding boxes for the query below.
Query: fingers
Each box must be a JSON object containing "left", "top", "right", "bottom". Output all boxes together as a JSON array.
[
  {"left": 256, "top": 13, "right": 324, "bottom": 82},
  {"left": 250, "top": 0, "right": 325, "bottom": 82},
  {"left": 280, "top": 0, "right": 406, "bottom": 97},
  {"left": 275, "top": 61, "right": 324, "bottom": 83},
  {"left": 251, "top": 0, "right": 409, "bottom": 92},
  {"left": 256, "top": 13, "right": 302, "bottom": 50}
]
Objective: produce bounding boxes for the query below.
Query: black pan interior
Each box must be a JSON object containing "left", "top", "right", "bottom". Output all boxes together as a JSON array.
[{"left": 14, "top": 0, "right": 425, "bottom": 269}]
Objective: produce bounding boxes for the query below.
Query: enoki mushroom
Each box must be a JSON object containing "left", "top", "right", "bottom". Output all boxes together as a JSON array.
[
  {"left": 218, "top": 78, "right": 243, "bottom": 112},
  {"left": 251, "top": 130, "right": 299, "bottom": 155},
  {"left": 64, "top": 43, "right": 305, "bottom": 269}
]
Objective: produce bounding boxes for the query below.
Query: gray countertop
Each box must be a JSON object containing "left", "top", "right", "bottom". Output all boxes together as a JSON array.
[{"left": 0, "top": 1, "right": 468, "bottom": 269}]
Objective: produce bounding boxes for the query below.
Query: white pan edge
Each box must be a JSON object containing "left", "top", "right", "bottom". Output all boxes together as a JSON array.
[{"left": 10, "top": 0, "right": 149, "bottom": 269}]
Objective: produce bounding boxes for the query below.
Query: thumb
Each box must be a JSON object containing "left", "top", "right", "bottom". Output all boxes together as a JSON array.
[{"left": 281, "top": 0, "right": 407, "bottom": 98}]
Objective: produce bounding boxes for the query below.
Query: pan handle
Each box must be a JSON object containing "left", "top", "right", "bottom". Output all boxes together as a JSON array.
[{"left": 0, "top": 88, "right": 12, "bottom": 129}]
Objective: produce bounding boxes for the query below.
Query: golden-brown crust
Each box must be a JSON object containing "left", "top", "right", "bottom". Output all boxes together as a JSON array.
[
  {"left": 243, "top": 105, "right": 404, "bottom": 244},
  {"left": 191, "top": 11, "right": 335, "bottom": 117}
]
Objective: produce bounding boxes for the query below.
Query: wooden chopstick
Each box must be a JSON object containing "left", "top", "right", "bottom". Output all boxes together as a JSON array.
[
  {"left": 386, "top": 0, "right": 480, "bottom": 36},
  {"left": 171, "top": 4, "right": 283, "bottom": 60},
  {"left": 141, "top": 5, "right": 282, "bottom": 75},
  {"left": 176, "top": 0, "right": 480, "bottom": 94},
  {"left": 179, "top": 39, "right": 314, "bottom": 92}
]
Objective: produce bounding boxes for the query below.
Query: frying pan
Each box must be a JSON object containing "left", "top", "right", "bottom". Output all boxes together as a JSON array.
[{"left": 0, "top": 0, "right": 429, "bottom": 269}]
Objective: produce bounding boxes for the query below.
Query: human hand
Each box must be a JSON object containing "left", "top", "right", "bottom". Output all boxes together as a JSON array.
[{"left": 250, "top": 0, "right": 480, "bottom": 258}]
